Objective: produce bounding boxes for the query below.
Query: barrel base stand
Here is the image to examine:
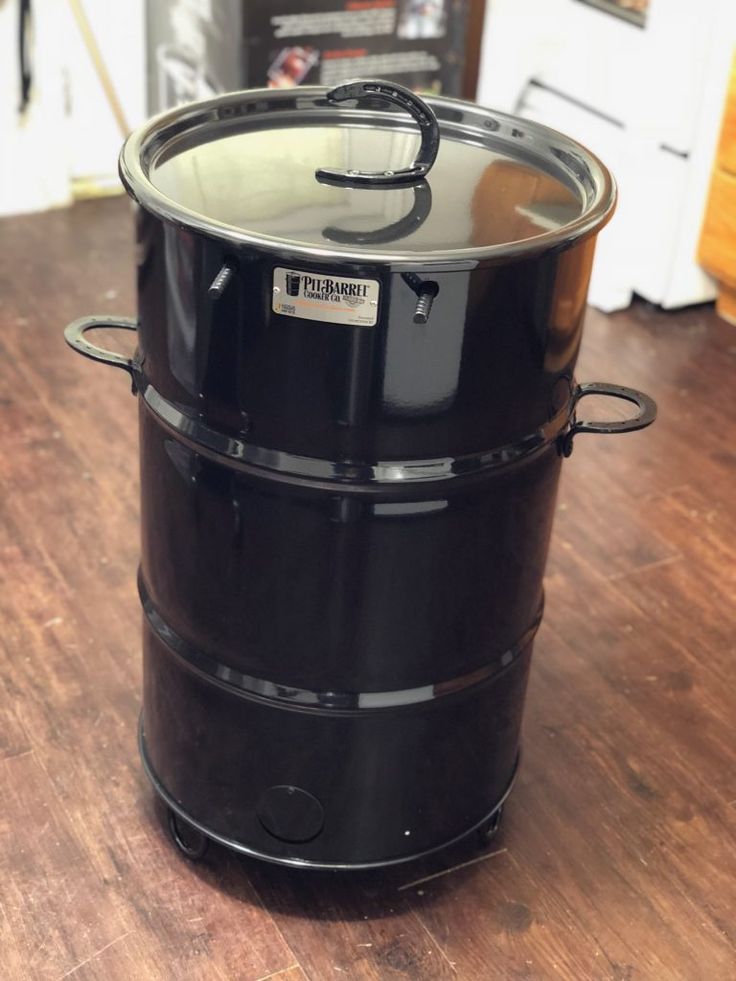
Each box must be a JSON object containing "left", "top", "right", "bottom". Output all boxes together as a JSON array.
[{"left": 139, "top": 718, "right": 517, "bottom": 871}]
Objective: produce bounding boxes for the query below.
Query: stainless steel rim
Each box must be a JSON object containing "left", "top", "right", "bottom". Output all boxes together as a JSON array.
[{"left": 119, "top": 86, "right": 616, "bottom": 269}]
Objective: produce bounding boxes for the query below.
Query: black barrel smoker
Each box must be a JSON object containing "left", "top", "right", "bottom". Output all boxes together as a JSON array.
[{"left": 65, "top": 81, "right": 656, "bottom": 869}]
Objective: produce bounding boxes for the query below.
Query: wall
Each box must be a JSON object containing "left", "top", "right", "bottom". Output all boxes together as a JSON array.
[
  {"left": 0, "top": 0, "right": 71, "bottom": 214},
  {"left": 0, "top": 0, "right": 145, "bottom": 216},
  {"left": 64, "top": 0, "right": 146, "bottom": 182},
  {"left": 476, "top": 0, "right": 735, "bottom": 310}
]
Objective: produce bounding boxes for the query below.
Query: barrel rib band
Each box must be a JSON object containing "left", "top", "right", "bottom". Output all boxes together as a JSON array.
[
  {"left": 140, "top": 573, "right": 543, "bottom": 713},
  {"left": 139, "top": 379, "right": 568, "bottom": 488}
]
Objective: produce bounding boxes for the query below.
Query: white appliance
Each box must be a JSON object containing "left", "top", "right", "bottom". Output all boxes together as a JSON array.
[
  {"left": 477, "top": 0, "right": 736, "bottom": 311},
  {"left": 0, "top": 1, "right": 145, "bottom": 218}
]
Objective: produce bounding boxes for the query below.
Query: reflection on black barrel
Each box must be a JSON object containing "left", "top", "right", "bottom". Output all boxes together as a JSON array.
[{"left": 63, "top": 80, "right": 656, "bottom": 871}]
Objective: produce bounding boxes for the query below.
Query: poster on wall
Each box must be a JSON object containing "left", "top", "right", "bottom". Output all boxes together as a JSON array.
[
  {"left": 574, "top": 0, "right": 649, "bottom": 28},
  {"left": 248, "top": 0, "right": 467, "bottom": 94},
  {"left": 147, "top": 0, "right": 472, "bottom": 114}
]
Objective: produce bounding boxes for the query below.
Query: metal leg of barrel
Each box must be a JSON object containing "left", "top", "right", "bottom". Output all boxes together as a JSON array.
[
  {"left": 167, "top": 807, "right": 209, "bottom": 861},
  {"left": 476, "top": 805, "right": 505, "bottom": 845}
]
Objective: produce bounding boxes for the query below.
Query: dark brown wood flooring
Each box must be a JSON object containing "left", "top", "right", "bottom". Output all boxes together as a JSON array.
[{"left": 0, "top": 198, "right": 734, "bottom": 980}]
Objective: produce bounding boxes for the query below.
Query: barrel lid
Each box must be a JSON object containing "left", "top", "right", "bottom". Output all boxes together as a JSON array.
[{"left": 120, "top": 82, "right": 615, "bottom": 268}]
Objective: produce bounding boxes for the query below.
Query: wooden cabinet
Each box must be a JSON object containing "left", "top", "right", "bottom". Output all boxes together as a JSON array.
[{"left": 699, "top": 54, "right": 736, "bottom": 324}]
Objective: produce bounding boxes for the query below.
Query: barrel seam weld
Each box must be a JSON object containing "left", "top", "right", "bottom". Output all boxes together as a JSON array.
[
  {"left": 139, "top": 378, "right": 569, "bottom": 487},
  {"left": 139, "top": 573, "right": 543, "bottom": 712}
]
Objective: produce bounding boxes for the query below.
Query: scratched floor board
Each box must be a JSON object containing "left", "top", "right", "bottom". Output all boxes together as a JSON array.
[
  {"left": 0, "top": 573, "right": 297, "bottom": 981},
  {"left": 408, "top": 618, "right": 736, "bottom": 980},
  {"left": 533, "top": 623, "right": 736, "bottom": 926},
  {"left": 1, "top": 198, "right": 735, "bottom": 979},
  {"left": 0, "top": 751, "right": 132, "bottom": 981},
  {"left": 240, "top": 858, "right": 459, "bottom": 980}
]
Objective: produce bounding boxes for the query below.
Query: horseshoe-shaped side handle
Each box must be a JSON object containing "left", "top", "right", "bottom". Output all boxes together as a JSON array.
[
  {"left": 315, "top": 79, "right": 440, "bottom": 187},
  {"left": 64, "top": 315, "right": 141, "bottom": 394},
  {"left": 560, "top": 383, "right": 657, "bottom": 457}
]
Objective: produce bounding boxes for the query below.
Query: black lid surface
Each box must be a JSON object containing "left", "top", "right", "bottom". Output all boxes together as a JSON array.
[{"left": 120, "top": 84, "right": 615, "bottom": 268}]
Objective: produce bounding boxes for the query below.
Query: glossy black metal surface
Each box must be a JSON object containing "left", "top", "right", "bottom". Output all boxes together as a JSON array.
[
  {"left": 130, "top": 226, "right": 580, "bottom": 866},
  {"left": 67, "top": 230, "right": 655, "bottom": 867},
  {"left": 133, "top": 211, "right": 599, "bottom": 462},
  {"left": 140, "top": 621, "right": 531, "bottom": 869},
  {"left": 138, "top": 399, "right": 555, "bottom": 694},
  {"left": 64, "top": 82, "right": 657, "bottom": 870}
]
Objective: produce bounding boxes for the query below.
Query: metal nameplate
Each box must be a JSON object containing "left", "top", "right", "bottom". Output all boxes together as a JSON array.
[{"left": 272, "top": 267, "right": 379, "bottom": 327}]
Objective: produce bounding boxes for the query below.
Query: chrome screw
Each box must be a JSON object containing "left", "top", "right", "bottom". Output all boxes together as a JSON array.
[
  {"left": 413, "top": 283, "right": 438, "bottom": 324},
  {"left": 208, "top": 261, "right": 236, "bottom": 299}
]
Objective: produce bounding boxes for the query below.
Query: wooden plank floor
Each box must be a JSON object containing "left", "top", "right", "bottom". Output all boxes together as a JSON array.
[{"left": 0, "top": 198, "right": 734, "bottom": 980}]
